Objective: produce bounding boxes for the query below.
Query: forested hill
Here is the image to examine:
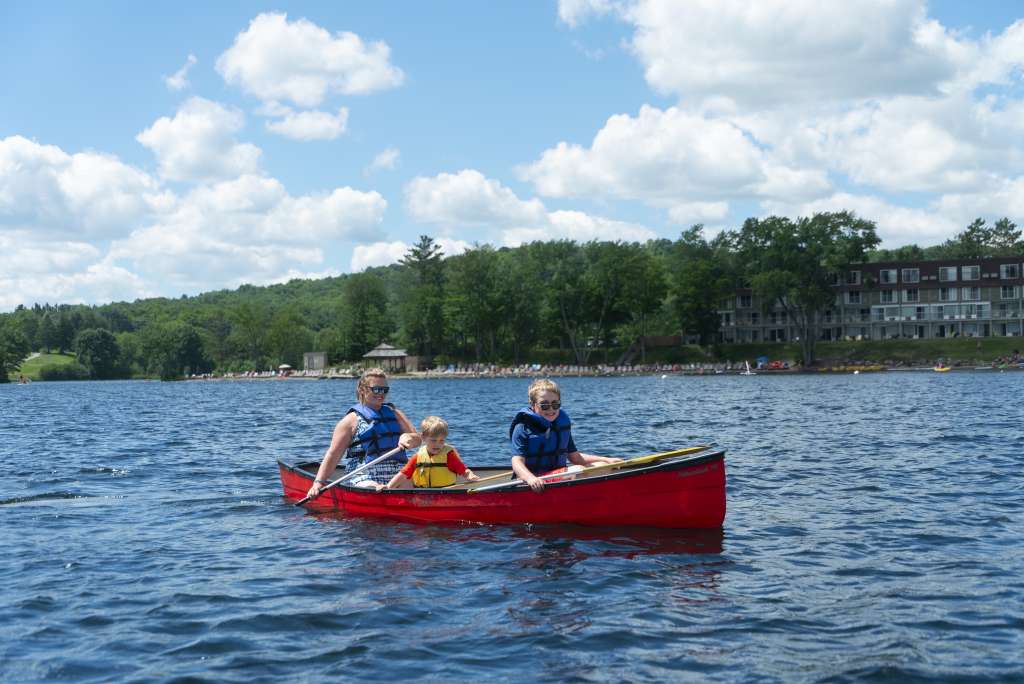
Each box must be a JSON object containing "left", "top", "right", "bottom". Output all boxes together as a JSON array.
[{"left": 1, "top": 213, "right": 1020, "bottom": 381}]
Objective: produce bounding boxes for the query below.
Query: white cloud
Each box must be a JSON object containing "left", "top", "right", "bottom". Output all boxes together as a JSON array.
[
  {"left": 558, "top": 0, "right": 618, "bottom": 28},
  {"left": 406, "top": 169, "right": 548, "bottom": 227},
  {"left": 0, "top": 135, "right": 170, "bottom": 239},
  {"left": 351, "top": 240, "right": 408, "bottom": 272},
  {"left": 405, "top": 169, "right": 657, "bottom": 247},
  {"left": 136, "top": 97, "right": 262, "bottom": 183},
  {"left": 520, "top": 105, "right": 829, "bottom": 205},
  {"left": 504, "top": 211, "right": 656, "bottom": 247},
  {"left": 668, "top": 201, "right": 730, "bottom": 225},
  {"left": 265, "top": 106, "right": 349, "bottom": 141},
  {"left": 619, "top": 0, "right": 962, "bottom": 108},
  {"left": 164, "top": 54, "right": 197, "bottom": 91},
  {"left": 365, "top": 147, "right": 400, "bottom": 175},
  {"left": 216, "top": 12, "right": 404, "bottom": 107},
  {"left": 761, "top": 192, "right": 959, "bottom": 247}
]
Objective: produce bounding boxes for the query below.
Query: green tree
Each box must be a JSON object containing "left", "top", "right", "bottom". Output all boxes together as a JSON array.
[
  {"left": 398, "top": 236, "right": 445, "bottom": 358},
  {"left": 617, "top": 244, "right": 668, "bottom": 361},
  {"left": 266, "top": 309, "right": 314, "bottom": 368},
  {"left": 0, "top": 320, "right": 31, "bottom": 382},
  {"left": 669, "top": 226, "right": 734, "bottom": 347},
  {"left": 74, "top": 328, "right": 122, "bottom": 379},
  {"left": 230, "top": 302, "right": 269, "bottom": 367},
  {"left": 141, "top": 322, "right": 211, "bottom": 380},
  {"left": 733, "top": 211, "right": 880, "bottom": 366},
  {"left": 39, "top": 312, "right": 56, "bottom": 353},
  {"left": 444, "top": 245, "right": 503, "bottom": 360},
  {"left": 338, "top": 271, "right": 393, "bottom": 359}
]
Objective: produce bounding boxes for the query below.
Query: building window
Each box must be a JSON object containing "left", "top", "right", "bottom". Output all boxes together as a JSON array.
[
  {"left": 750, "top": 312, "right": 759, "bottom": 325},
  {"left": 962, "top": 265, "right": 980, "bottom": 281},
  {"left": 938, "top": 266, "right": 957, "bottom": 282},
  {"left": 847, "top": 290, "right": 861, "bottom": 304},
  {"left": 902, "top": 268, "right": 920, "bottom": 283},
  {"left": 1001, "top": 264, "right": 1020, "bottom": 279},
  {"left": 738, "top": 294, "right": 752, "bottom": 308},
  {"left": 880, "top": 289, "right": 895, "bottom": 303},
  {"left": 1001, "top": 285, "right": 1017, "bottom": 299},
  {"left": 939, "top": 287, "right": 957, "bottom": 302},
  {"left": 962, "top": 287, "right": 980, "bottom": 301},
  {"left": 904, "top": 288, "right": 919, "bottom": 302},
  {"left": 846, "top": 270, "right": 861, "bottom": 285},
  {"left": 879, "top": 269, "right": 898, "bottom": 284},
  {"left": 860, "top": 308, "right": 871, "bottom": 322}
]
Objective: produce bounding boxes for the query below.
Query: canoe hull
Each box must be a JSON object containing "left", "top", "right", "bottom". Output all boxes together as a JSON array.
[{"left": 279, "top": 450, "right": 726, "bottom": 529}]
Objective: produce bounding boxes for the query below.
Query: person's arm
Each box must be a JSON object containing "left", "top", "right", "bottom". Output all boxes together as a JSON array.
[
  {"left": 567, "top": 451, "right": 623, "bottom": 466},
  {"left": 306, "top": 414, "right": 358, "bottom": 498},
  {"left": 447, "top": 449, "right": 480, "bottom": 482},
  {"left": 393, "top": 407, "right": 423, "bottom": 450},
  {"left": 511, "top": 455, "right": 544, "bottom": 493},
  {"left": 377, "top": 470, "right": 413, "bottom": 491}
]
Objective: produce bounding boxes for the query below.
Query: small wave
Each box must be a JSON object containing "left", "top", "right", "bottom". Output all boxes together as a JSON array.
[
  {"left": 78, "top": 466, "right": 130, "bottom": 476},
  {"left": 0, "top": 491, "right": 89, "bottom": 506}
]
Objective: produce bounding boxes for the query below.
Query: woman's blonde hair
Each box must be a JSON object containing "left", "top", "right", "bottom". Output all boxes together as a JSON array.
[
  {"left": 420, "top": 415, "right": 448, "bottom": 438},
  {"left": 356, "top": 367, "right": 388, "bottom": 401},
  {"left": 527, "top": 378, "right": 560, "bottom": 405}
]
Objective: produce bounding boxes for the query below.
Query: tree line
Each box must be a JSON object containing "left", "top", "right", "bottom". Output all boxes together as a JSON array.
[{"left": 1, "top": 212, "right": 1020, "bottom": 381}]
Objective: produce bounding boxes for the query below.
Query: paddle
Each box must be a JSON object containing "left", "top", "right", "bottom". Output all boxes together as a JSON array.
[
  {"left": 441, "top": 469, "right": 514, "bottom": 489},
  {"left": 294, "top": 445, "right": 406, "bottom": 506},
  {"left": 467, "top": 445, "right": 710, "bottom": 494}
]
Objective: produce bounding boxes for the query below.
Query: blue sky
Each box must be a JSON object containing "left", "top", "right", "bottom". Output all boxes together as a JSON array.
[{"left": 2, "top": 1, "right": 1023, "bottom": 310}]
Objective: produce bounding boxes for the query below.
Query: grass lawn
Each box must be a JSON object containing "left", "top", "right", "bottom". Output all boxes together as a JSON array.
[{"left": 10, "top": 352, "right": 77, "bottom": 381}]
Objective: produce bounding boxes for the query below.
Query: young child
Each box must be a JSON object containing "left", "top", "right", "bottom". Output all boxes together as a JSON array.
[{"left": 378, "top": 416, "right": 480, "bottom": 490}]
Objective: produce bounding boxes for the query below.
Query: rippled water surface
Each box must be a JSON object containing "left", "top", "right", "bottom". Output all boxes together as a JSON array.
[{"left": 2, "top": 373, "right": 1022, "bottom": 682}]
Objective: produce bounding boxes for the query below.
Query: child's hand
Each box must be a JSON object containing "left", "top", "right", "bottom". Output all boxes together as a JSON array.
[{"left": 374, "top": 483, "right": 387, "bottom": 492}]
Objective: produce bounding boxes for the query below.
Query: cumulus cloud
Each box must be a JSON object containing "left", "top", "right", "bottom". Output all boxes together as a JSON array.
[
  {"left": 265, "top": 106, "right": 349, "bottom": 141},
  {"left": 136, "top": 97, "right": 262, "bottom": 183},
  {"left": 520, "top": 105, "right": 829, "bottom": 204},
  {"left": 406, "top": 169, "right": 548, "bottom": 228},
  {"left": 351, "top": 240, "right": 409, "bottom": 272},
  {"left": 0, "top": 135, "right": 171, "bottom": 239},
  {"left": 617, "top": 0, "right": 963, "bottom": 108},
  {"left": 365, "top": 147, "right": 400, "bottom": 175},
  {"left": 216, "top": 12, "right": 404, "bottom": 107},
  {"left": 405, "top": 169, "right": 657, "bottom": 247},
  {"left": 164, "top": 54, "right": 197, "bottom": 91}
]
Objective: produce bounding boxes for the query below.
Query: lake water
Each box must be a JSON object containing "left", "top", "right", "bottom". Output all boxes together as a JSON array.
[{"left": 1, "top": 373, "right": 1022, "bottom": 682}]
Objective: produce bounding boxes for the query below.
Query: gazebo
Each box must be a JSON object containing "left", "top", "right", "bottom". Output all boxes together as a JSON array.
[{"left": 362, "top": 343, "right": 408, "bottom": 372}]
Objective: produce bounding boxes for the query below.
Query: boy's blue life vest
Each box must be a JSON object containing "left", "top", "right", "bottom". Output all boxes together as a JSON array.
[
  {"left": 346, "top": 403, "right": 403, "bottom": 464},
  {"left": 509, "top": 408, "right": 573, "bottom": 475}
]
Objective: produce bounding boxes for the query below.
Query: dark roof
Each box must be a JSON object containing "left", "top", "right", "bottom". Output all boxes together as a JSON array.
[{"left": 363, "top": 343, "right": 407, "bottom": 358}]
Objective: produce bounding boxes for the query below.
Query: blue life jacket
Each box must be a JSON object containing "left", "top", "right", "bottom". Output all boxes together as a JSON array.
[
  {"left": 509, "top": 408, "right": 573, "bottom": 475},
  {"left": 346, "top": 403, "right": 403, "bottom": 464}
]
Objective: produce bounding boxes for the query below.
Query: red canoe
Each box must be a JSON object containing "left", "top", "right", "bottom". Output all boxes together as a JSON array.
[{"left": 278, "top": 447, "right": 726, "bottom": 529}]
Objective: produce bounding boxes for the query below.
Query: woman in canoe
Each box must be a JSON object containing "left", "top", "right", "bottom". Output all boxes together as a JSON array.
[
  {"left": 305, "top": 367, "right": 421, "bottom": 498},
  {"left": 510, "top": 378, "right": 621, "bottom": 493}
]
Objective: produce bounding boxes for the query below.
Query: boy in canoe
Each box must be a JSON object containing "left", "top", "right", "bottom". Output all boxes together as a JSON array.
[
  {"left": 510, "top": 379, "right": 621, "bottom": 492},
  {"left": 377, "top": 416, "right": 480, "bottom": 490}
]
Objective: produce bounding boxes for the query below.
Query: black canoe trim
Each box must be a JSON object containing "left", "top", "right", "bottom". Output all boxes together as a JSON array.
[{"left": 278, "top": 449, "right": 725, "bottom": 495}]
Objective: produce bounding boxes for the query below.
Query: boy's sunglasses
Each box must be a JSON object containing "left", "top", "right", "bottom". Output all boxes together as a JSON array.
[
  {"left": 369, "top": 386, "right": 390, "bottom": 395},
  {"left": 537, "top": 401, "right": 561, "bottom": 411}
]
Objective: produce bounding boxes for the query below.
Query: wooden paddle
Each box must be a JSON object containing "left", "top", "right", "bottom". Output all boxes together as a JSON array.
[
  {"left": 294, "top": 445, "right": 406, "bottom": 506},
  {"left": 467, "top": 445, "right": 711, "bottom": 493},
  {"left": 441, "top": 469, "right": 514, "bottom": 489}
]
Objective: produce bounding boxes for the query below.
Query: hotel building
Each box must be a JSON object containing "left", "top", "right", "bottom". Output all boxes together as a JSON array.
[{"left": 719, "top": 257, "right": 1024, "bottom": 343}]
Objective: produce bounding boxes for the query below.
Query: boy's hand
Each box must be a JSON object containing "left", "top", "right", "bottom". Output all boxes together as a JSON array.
[{"left": 374, "top": 483, "right": 387, "bottom": 492}]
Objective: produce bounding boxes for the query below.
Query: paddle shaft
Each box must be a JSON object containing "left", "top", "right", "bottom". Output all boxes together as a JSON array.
[
  {"left": 294, "top": 445, "right": 405, "bottom": 506},
  {"left": 468, "top": 445, "right": 710, "bottom": 493}
]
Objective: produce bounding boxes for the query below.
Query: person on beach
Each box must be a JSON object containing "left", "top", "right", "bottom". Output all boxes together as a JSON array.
[
  {"left": 305, "top": 368, "right": 421, "bottom": 498},
  {"left": 509, "top": 378, "right": 621, "bottom": 493},
  {"left": 377, "top": 415, "right": 480, "bottom": 490}
]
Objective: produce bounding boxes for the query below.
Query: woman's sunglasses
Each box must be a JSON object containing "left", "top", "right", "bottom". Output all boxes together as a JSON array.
[
  {"left": 537, "top": 401, "right": 561, "bottom": 411},
  {"left": 369, "top": 386, "right": 390, "bottom": 395}
]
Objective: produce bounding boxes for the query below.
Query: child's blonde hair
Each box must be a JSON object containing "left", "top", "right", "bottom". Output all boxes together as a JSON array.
[
  {"left": 420, "top": 415, "right": 449, "bottom": 438},
  {"left": 527, "top": 378, "right": 560, "bottom": 405}
]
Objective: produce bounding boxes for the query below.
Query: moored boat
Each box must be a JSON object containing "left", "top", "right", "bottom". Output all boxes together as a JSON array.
[{"left": 279, "top": 447, "right": 726, "bottom": 529}]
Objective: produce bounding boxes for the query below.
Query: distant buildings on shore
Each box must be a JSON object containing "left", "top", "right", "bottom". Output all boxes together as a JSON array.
[{"left": 721, "top": 256, "right": 1024, "bottom": 343}]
